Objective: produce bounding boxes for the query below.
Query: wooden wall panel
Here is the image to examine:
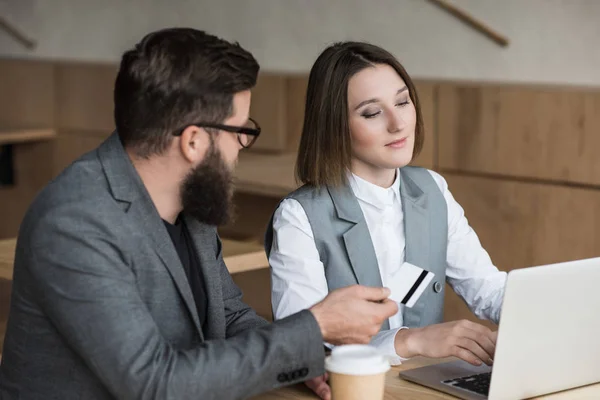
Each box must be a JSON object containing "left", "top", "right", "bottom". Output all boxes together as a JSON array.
[
  {"left": 0, "top": 59, "right": 55, "bottom": 129},
  {"left": 54, "top": 62, "right": 116, "bottom": 175},
  {"left": 285, "top": 75, "right": 309, "bottom": 152},
  {"left": 231, "top": 269, "right": 272, "bottom": 321},
  {"left": 446, "top": 173, "right": 600, "bottom": 271},
  {"left": 55, "top": 62, "right": 117, "bottom": 133},
  {"left": 438, "top": 84, "right": 600, "bottom": 185},
  {"left": 411, "top": 81, "right": 436, "bottom": 169},
  {"left": 234, "top": 151, "right": 297, "bottom": 197},
  {"left": 248, "top": 74, "right": 288, "bottom": 152},
  {"left": 441, "top": 173, "right": 600, "bottom": 325},
  {"left": 218, "top": 192, "right": 282, "bottom": 242},
  {"left": 53, "top": 134, "right": 108, "bottom": 176}
]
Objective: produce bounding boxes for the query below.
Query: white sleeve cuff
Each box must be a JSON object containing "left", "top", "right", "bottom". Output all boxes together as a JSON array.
[{"left": 369, "top": 327, "right": 411, "bottom": 366}]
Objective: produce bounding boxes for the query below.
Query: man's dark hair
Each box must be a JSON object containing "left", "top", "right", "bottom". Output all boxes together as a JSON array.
[{"left": 114, "top": 28, "right": 259, "bottom": 158}]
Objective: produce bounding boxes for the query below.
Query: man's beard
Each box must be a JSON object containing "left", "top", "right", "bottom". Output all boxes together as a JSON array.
[{"left": 180, "top": 143, "right": 235, "bottom": 226}]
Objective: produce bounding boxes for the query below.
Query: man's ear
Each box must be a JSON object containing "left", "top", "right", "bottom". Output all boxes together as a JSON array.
[{"left": 178, "top": 125, "right": 211, "bottom": 163}]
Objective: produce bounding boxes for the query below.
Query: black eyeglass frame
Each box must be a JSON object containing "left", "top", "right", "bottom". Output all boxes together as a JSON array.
[{"left": 173, "top": 117, "right": 261, "bottom": 148}]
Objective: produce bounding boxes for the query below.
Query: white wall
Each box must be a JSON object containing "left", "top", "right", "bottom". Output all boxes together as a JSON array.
[{"left": 0, "top": 0, "right": 599, "bottom": 86}]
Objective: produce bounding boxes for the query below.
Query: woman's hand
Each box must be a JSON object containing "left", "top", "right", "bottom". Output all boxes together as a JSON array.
[{"left": 395, "top": 320, "right": 497, "bottom": 366}]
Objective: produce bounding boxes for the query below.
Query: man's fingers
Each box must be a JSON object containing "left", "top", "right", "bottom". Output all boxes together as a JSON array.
[
  {"left": 318, "top": 383, "right": 331, "bottom": 400},
  {"left": 305, "top": 375, "right": 331, "bottom": 400},
  {"left": 374, "top": 298, "right": 399, "bottom": 318},
  {"left": 363, "top": 298, "right": 398, "bottom": 320},
  {"left": 305, "top": 376, "right": 324, "bottom": 391},
  {"left": 356, "top": 285, "right": 391, "bottom": 302}
]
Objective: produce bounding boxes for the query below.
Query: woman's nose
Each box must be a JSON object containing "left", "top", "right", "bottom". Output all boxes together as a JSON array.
[{"left": 387, "top": 110, "right": 406, "bottom": 133}]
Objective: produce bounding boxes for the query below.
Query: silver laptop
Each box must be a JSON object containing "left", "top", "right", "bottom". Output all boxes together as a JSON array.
[{"left": 399, "top": 257, "right": 600, "bottom": 399}]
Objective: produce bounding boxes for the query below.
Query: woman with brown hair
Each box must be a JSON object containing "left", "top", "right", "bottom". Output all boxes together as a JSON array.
[{"left": 265, "top": 42, "right": 506, "bottom": 399}]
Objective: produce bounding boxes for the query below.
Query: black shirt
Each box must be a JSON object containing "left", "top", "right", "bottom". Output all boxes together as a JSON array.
[{"left": 163, "top": 215, "right": 208, "bottom": 331}]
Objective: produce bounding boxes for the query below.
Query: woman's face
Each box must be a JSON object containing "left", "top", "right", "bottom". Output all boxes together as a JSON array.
[{"left": 347, "top": 63, "right": 416, "bottom": 176}]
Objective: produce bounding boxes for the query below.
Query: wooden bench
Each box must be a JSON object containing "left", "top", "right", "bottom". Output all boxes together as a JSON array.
[
  {"left": 220, "top": 238, "right": 269, "bottom": 274},
  {"left": 0, "top": 237, "right": 267, "bottom": 281}
]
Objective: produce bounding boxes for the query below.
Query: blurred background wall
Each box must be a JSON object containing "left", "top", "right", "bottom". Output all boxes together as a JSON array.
[{"left": 1, "top": 0, "right": 599, "bottom": 86}]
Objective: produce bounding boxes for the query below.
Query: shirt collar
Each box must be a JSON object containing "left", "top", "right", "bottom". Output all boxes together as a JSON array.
[{"left": 348, "top": 170, "right": 401, "bottom": 210}]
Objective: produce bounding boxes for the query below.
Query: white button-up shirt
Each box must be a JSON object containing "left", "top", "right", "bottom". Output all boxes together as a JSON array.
[{"left": 269, "top": 169, "right": 507, "bottom": 364}]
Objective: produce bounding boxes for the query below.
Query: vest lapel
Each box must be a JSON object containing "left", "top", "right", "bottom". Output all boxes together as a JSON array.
[
  {"left": 328, "top": 184, "right": 390, "bottom": 331},
  {"left": 399, "top": 169, "right": 431, "bottom": 328}
]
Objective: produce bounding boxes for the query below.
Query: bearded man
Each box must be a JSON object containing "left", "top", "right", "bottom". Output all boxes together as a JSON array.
[{"left": 0, "top": 28, "right": 397, "bottom": 400}]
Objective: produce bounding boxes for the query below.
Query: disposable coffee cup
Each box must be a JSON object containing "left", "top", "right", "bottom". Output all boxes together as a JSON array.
[{"left": 324, "top": 345, "right": 390, "bottom": 400}]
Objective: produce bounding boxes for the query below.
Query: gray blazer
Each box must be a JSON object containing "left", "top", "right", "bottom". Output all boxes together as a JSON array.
[{"left": 0, "top": 133, "right": 324, "bottom": 400}]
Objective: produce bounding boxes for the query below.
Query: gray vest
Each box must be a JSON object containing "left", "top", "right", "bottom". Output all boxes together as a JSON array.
[{"left": 265, "top": 166, "right": 448, "bottom": 329}]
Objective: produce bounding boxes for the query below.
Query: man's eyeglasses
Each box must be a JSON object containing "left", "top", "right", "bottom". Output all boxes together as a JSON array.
[{"left": 173, "top": 118, "right": 261, "bottom": 149}]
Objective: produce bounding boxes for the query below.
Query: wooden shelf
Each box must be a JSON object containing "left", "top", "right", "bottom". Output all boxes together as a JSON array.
[
  {"left": 234, "top": 151, "right": 298, "bottom": 197},
  {"left": 0, "top": 129, "right": 56, "bottom": 146}
]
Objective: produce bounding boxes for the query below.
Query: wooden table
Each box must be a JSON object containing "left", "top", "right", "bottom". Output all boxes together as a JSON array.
[
  {"left": 252, "top": 357, "right": 600, "bottom": 399},
  {"left": 0, "top": 237, "right": 268, "bottom": 281}
]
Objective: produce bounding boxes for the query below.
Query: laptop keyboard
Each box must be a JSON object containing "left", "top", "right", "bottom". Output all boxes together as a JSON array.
[{"left": 442, "top": 372, "right": 491, "bottom": 396}]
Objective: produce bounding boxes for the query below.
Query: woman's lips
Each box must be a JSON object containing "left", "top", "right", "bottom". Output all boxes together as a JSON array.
[{"left": 386, "top": 137, "right": 407, "bottom": 148}]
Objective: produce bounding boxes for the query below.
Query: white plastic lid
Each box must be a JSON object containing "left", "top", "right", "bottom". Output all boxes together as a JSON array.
[{"left": 325, "top": 345, "right": 391, "bottom": 376}]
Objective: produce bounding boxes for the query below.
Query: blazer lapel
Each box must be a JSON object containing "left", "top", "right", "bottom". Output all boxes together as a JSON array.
[
  {"left": 183, "top": 216, "right": 225, "bottom": 340},
  {"left": 399, "top": 169, "right": 430, "bottom": 328},
  {"left": 98, "top": 133, "right": 203, "bottom": 338}
]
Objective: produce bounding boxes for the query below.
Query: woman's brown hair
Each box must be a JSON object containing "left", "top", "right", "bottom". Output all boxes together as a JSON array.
[{"left": 296, "top": 41, "right": 424, "bottom": 187}]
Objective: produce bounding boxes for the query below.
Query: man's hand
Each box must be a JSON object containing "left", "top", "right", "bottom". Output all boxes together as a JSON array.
[
  {"left": 304, "top": 373, "right": 330, "bottom": 400},
  {"left": 309, "top": 285, "right": 398, "bottom": 345},
  {"left": 395, "top": 320, "right": 497, "bottom": 366}
]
